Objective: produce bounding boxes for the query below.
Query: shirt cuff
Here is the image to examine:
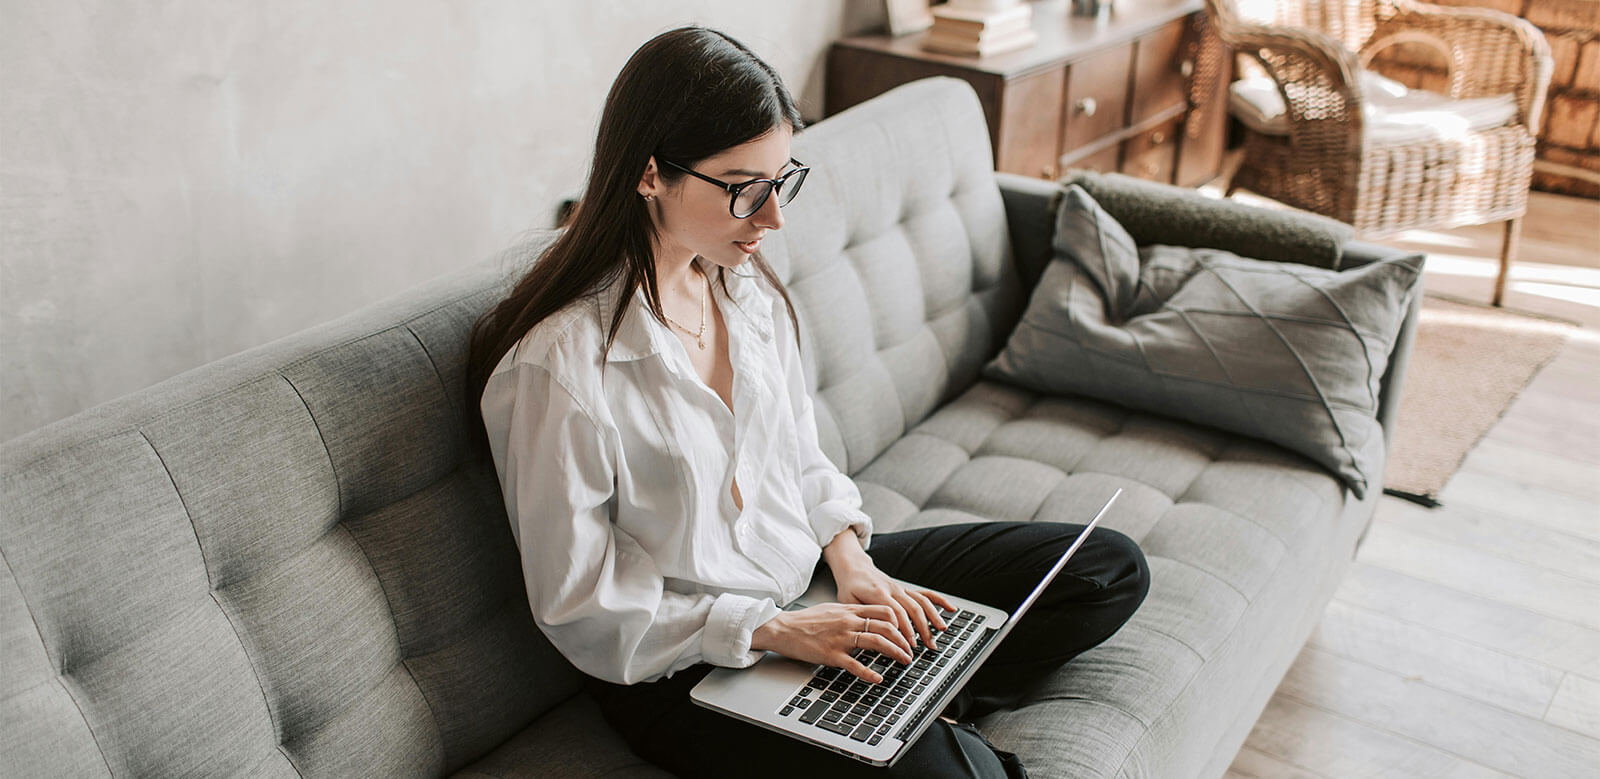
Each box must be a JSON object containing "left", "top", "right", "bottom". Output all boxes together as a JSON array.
[
  {"left": 703, "top": 593, "right": 782, "bottom": 668},
  {"left": 808, "top": 502, "right": 873, "bottom": 551}
]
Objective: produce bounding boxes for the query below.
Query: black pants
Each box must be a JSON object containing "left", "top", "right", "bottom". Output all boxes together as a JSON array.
[{"left": 588, "top": 521, "right": 1150, "bottom": 778}]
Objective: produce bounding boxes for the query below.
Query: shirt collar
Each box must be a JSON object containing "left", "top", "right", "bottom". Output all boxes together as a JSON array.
[
  {"left": 595, "top": 274, "right": 661, "bottom": 364},
  {"left": 596, "top": 261, "right": 775, "bottom": 364},
  {"left": 720, "top": 267, "right": 775, "bottom": 340}
]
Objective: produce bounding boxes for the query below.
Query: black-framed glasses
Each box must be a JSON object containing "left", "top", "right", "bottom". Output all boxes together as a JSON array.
[{"left": 659, "top": 158, "right": 809, "bottom": 218}]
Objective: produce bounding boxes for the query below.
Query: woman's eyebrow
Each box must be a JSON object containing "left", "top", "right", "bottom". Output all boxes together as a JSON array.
[{"left": 718, "top": 164, "right": 792, "bottom": 179}]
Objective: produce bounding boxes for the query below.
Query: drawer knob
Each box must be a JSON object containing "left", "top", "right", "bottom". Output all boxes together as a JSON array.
[
  {"left": 1076, "top": 97, "right": 1098, "bottom": 117},
  {"left": 1151, "top": 131, "right": 1166, "bottom": 145},
  {"left": 1041, "top": 164, "right": 1059, "bottom": 179},
  {"left": 1180, "top": 59, "right": 1195, "bottom": 78}
]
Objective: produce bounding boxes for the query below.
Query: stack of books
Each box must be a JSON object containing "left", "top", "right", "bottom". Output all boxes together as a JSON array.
[{"left": 921, "top": 1, "right": 1038, "bottom": 57}]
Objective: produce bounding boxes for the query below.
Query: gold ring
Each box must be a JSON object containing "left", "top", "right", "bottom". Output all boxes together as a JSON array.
[
  {"left": 864, "top": 617, "right": 871, "bottom": 634},
  {"left": 854, "top": 632, "right": 861, "bottom": 648}
]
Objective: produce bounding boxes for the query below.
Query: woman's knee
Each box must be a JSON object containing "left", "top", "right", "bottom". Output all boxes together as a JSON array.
[{"left": 1095, "top": 527, "right": 1150, "bottom": 611}]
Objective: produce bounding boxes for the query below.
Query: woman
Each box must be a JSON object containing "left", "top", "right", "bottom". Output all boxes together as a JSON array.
[{"left": 469, "top": 26, "right": 1148, "bottom": 778}]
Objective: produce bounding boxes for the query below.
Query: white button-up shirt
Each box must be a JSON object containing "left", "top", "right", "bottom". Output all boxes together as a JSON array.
[{"left": 481, "top": 261, "right": 873, "bottom": 685}]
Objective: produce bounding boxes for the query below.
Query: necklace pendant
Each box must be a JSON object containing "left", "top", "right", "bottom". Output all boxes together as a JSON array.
[{"left": 697, "top": 338, "right": 706, "bottom": 350}]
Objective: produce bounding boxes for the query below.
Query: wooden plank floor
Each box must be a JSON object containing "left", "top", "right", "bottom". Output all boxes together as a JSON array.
[{"left": 1222, "top": 189, "right": 1600, "bottom": 778}]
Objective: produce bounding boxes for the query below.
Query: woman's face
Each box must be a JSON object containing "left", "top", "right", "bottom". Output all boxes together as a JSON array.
[{"left": 641, "top": 124, "right": 795, "bottom": 271}]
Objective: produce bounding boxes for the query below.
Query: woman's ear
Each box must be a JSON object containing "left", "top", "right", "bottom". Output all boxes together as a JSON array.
[{"left": 637, "top": 157, "right": 661, "bottom": 199}]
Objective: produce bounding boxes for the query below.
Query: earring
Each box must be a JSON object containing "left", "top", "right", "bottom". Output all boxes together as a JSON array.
[{"left": 642, "top": 194, "right": 654, "bottom": 202}]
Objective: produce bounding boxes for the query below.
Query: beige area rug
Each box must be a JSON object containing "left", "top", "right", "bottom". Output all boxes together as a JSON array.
[{"left": 1383, "top": 294, "right": 1577, "bottom": 504}]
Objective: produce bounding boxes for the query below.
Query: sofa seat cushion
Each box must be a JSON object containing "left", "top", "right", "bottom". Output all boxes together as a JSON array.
[
  {"left": 452, "top": 693, "right": 669, "bottom": 778},
  {"left": 858, "top": 379, "right": 1346, "bottom": 585},
  {"left": 854, "top": 379, "right": 1361, "bottom": 774}
]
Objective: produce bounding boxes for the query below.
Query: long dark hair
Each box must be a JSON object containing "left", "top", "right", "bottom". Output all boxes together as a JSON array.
[{"left": 466, "top": 26, "right": 803, "bottom": 445}]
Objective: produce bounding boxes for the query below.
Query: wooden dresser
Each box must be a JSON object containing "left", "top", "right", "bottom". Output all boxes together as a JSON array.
[{"left": 826, "top": 0, "right": 1231, "bottom": 187}]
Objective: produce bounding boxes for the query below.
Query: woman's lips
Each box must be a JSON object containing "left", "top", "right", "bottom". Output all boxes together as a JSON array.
[{"left": 735, "top": 239, "right": 761, "bottom": 253}]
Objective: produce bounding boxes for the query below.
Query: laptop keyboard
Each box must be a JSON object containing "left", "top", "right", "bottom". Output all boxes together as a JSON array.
[{"left": 776, "top": 608, "right": 984, "bottom": 746}]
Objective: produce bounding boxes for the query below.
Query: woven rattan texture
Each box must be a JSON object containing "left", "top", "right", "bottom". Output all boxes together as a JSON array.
[{"left": 1206, "top": 0, "right": 1553, "bottom": 237}]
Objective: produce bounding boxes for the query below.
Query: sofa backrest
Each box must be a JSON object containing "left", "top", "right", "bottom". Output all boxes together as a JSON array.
[
  {"left": 766, "top": 77, "right": 1023, "bottom": 475},
  {"left": 0, "top": 76, "right": 1017, "bottom": 776},
  {"left": 0, "top": 258, "right": 576, "bottom": 776}
]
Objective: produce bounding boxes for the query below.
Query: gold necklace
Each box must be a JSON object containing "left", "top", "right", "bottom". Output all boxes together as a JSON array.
[{"left": 662, "top": 267, "right": 708, "bottom": 350}]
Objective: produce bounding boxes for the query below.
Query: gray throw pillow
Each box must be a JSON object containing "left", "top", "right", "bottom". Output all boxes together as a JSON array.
[{"left": 985, "top": 186, "right": 1422, "bottom": 497}]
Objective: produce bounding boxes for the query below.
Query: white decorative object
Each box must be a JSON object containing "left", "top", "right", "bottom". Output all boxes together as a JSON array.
[{"left": 885, "top": 0, "right": 934, "bottom": 36}]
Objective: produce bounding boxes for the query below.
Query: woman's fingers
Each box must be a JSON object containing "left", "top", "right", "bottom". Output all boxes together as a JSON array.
[
  {"left": 864, "top": 611, "right": 913, "bottom": 660},
  {"left": 847, "top": 585, "right": 915, "bottom": 646},
  {"left": 839, "top": 654, "right": 881, "bottom": 684},
  {"left": 885, "top": 597, "right": 915, "bottom": 646},
  {"left": 860, "top": 631, "right": 913, "bottom": 666},
  {"left": 921, "top": 589, "right": 958, "bottom": 614},
  {"left": 906, "top": 590, "right": 946, "bottom": 648},
  {"left": 860, "top": 601, "right": 909, "bottom": 646},
  {"left": 914, "top": 590, "right": 949, "bottom": 631},
  {"left": 895, "top": 589, "right": 935, "bottom": 649},
  {"left": 866, "top": 603, "right": 899, "bottom": 626}
]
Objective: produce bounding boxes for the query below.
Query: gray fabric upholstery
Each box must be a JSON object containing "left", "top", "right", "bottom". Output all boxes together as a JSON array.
[
  {"left": 2, "top": 262, "right": 576, "bottom": 777},
  {"left": 761, "top": 77, "right": 1024, "bottom": 475},
  {"left": 987, "top": 186, "right": 1422, "bottom": 497},
  {"left": 995, "top": 172, "right": 1063, "bottom": 292},
  {"left": 852, "top": 376, "right": 1377, "bottom": 777},
  {"left": 2, "top": 77, "right": 1415, "bottom": 778}
]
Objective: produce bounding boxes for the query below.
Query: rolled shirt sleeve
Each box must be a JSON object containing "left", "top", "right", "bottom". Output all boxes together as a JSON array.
[
  {"left": 773, "top": 300, "right": 874, "bottom": 550},
  {"left": 483, "top": 361, "right": 779, "bottom": 684}
]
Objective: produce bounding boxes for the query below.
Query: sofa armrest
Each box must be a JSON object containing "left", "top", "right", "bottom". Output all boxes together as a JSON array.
[
  {"left": 996, "top": 172, "right": 1063, "bottom": 292},
  {"left": 1341, "top": 240, "right": 1427, "bottom": 450}
]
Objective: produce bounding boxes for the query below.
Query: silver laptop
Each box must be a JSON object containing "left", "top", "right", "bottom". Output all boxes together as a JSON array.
[{"left": 691, "top": 489, "right": 1123, "bottom": 766}]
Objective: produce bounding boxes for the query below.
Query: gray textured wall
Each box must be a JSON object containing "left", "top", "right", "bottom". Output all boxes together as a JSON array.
[{"left": 2, "top": 1, "right": 883, "bottom": 440}]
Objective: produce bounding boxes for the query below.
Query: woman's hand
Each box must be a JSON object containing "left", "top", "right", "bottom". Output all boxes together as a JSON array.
[
  {"left": 823, "top": 530, "right": 956, "bottom": 652},
  {"left": 751, "top": 603, "right": 914, "bottom": 683}
]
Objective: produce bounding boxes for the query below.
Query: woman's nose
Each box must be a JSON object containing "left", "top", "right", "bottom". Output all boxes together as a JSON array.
[{"left": 754, "top": 190, "right": 784, "bottom": 230}]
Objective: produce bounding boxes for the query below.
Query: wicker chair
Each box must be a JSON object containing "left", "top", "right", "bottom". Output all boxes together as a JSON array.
[{"left": 1206, "top": 0, "right": 1552, "bottom": 305}]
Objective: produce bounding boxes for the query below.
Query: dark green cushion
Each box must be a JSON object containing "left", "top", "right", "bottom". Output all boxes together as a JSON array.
[{"left": 1064, "top": 171, "right": 1354, "bottom": 270}]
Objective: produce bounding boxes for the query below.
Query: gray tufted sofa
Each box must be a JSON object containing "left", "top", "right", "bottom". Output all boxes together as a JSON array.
[{"left": 1, "top": 77, "right": 1419, "bottom": 777}]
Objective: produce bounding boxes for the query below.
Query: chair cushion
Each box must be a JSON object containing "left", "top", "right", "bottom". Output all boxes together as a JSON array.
[
  {"left": 982, "top": 186, "right": 1421, "bottom": 497},
  {"left": 1228, "top": 70, "right": 1518, "bottom": 147}
]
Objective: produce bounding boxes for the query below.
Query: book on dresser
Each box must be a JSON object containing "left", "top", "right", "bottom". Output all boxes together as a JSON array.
[
  {"left": 922, "top": 26, "right": 1038, "bottom": 56},
  {"left": 923, "top": 3, "right": 1037, "bottom": 56}
]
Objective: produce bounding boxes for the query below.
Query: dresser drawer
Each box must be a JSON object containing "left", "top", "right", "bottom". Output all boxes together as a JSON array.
[
  {"left": 997, "top": 67, "right": 1066, "bottom": 178},
  {"left": 827, "top": 2, "right": 1228, "bottom": 186},
  {"left": 1130, "top": 18, "right": 1189, "bottom": 124},
  {"left": 1120, "top": 118, "right": 1181, "bottom": 183},
  {"left": 1067, "top": 144, "right": 1122, "bottom": 177},
  {"left": 1062, "top": 43, "right": 1133, "bottom": 154}
]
